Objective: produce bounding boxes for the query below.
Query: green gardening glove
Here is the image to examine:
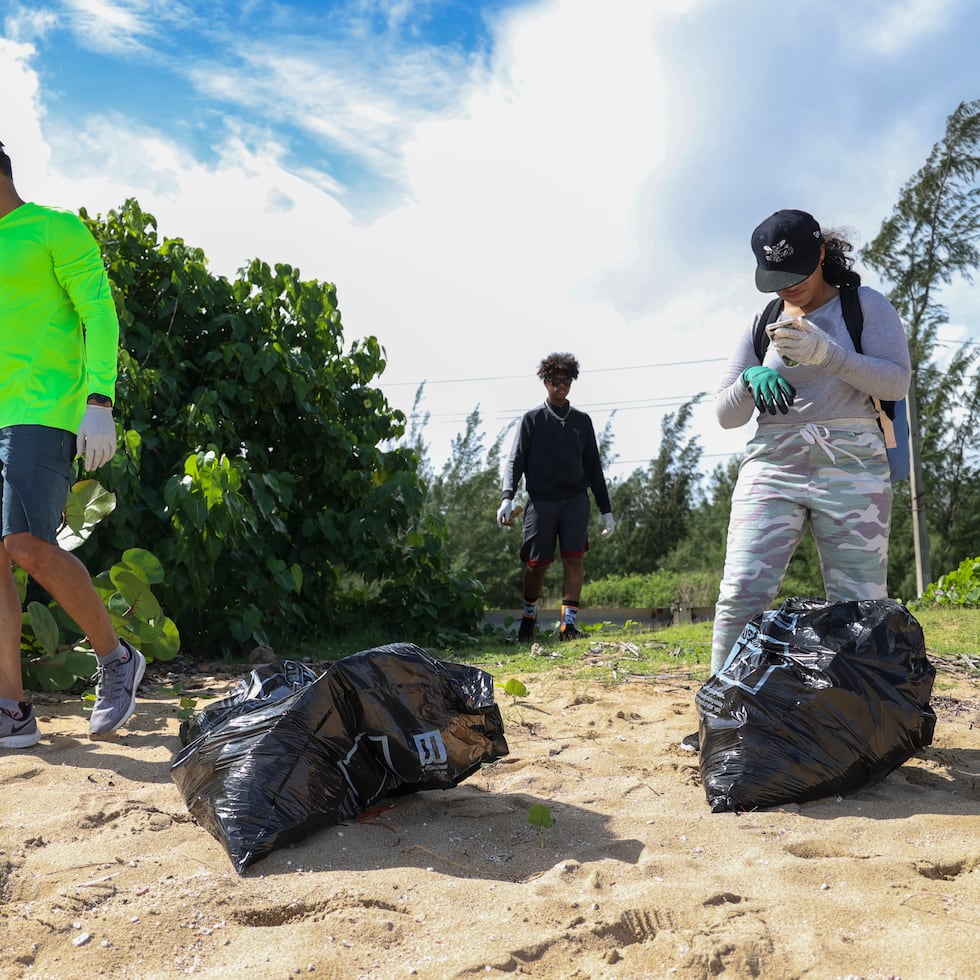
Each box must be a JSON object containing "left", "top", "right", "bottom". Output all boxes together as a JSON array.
[{"left": 741, "top": 366, "right": 796, "bottom": 415}]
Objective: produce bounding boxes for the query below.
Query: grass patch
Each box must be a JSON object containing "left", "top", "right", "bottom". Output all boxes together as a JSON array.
[
  {"left": 293, "top": 606, "right": 978, "bottom": 686},
  {"left": 912, "top": 608, "right": 980, "bottom": 659},
  {"left": 445, "top": 607, "right": 980, "bottom": 688},
  {"left": 444, "top": 620, "right": 713, "bottom": 687}
]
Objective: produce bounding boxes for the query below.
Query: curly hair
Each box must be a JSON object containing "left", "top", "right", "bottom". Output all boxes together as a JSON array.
[
  {"left": 0, "top": 142, "right": 11, "bottom": 181},
  {"left": 536, "top": 352, "right": 580, "bottom": 381},
  {"left": 821, "top": 226, "right": 861, "bottom": 288}
]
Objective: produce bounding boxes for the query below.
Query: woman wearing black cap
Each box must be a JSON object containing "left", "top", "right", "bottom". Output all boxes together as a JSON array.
[{"left": 685, "top": 210, "right": 911, "bottom": 748}]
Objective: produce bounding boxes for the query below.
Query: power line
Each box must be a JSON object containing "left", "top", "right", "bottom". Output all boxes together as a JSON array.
[
  {"left": 385, "top": 336, "right": 978, "bottom": 392},
  {"left": 407, "top": 394, "right": 708, "bottom": 424},
  {"left": 609, "top": 448, "right": 739, "bottom": 463},
  {"left": 381, "top": 357, "right": 728, "bottom": 388},
  {"left": 397, "top": 336, "right": 980, "bottom": 423},
  {"left": 934, "top": 337, "right": 980, "bottom": 348},
  {"left": 383, "top": 337, "right": 979, "bottom": 391}
]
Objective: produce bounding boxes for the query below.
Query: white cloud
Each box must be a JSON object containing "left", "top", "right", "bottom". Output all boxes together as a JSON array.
[
  {"left": 3, "top": 6, "right": 59, "bottom": 43},
  {"left": 397, "top": 0, "right": 668, "bottom": 292},
  {"left": 176, "top": 18, "right": 487, "bottom": 198},
  {"left": 60, "top": 0, "right": 154, "bottom": 55},
  {"left": 320, "top": 0, "right": 744, "bottom": 472},
  {"left": 0, "top": 38, "right": 54, "bottom": 181},
  {"left": 36, "top": 117, "right": 358, "bottom": 280},
  {"left": 370, "top": 0, "right": 419, "bottom": 33},
  {"left": 185, "top": 52, "right": 413, "bottom": 184},
  {"left": 863, "top": 0, "right": 957, "bottom": 54}
]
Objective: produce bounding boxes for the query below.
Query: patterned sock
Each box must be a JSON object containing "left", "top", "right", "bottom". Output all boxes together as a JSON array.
[
  {"left": 96, "top": 642, "right": 127, "bottom": 665},
  {"left": 0, "top": 697, "right": 23, "bottom": 715},
  {"left": 523, "top": 600, "right": 538, "bottom": 619},
  {"left": 561, "top": 600, "right": 579, "bottom": 628}
]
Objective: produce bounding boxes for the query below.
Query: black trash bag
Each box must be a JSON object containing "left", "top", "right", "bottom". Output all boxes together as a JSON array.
[
  {"left": 170, "top": 643, "right": 509, "bottom": 872},
  {"left": 696, "top": 597, "right": 936, "bottom": 813},
  {"left": 178, "top": 659, "right": 320, "bottom": 744}
]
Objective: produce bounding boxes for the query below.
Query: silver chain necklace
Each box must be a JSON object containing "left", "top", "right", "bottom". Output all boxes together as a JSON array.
[{"left": 543, "top": 400, "right": 570, "bottom": 427}]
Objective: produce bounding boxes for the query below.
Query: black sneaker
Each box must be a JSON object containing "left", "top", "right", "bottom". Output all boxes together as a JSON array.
[
  {"left": 679, "top": 731, "right": 700, "bottom": 753},
  {"left": 517, "top": 616, "right": 537, "bottom": 642},
  {"left": 558, "top": 623, "right": 582, "bottom": 642},
  {"left": 0, "top": 701, "right": 41, "bottom": 748}
]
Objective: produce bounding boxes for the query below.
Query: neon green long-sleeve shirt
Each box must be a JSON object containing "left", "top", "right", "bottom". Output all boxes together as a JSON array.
[{"left": 0, "top": 202, "right": 119, "bottom": 433}]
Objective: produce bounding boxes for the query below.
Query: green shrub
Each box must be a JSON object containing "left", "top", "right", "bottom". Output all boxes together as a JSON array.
[
  {"left": 81, "top": 199, "right": 482, "bottom": 657},
  {"left": 913, "top": 556, "right": 980, "bottom": 609},
  {"left": 581, "top": 570, "right": 719, "bottom": 608},
  {"left": 20, "top": 479, "right": 179, "bottom": 691}
]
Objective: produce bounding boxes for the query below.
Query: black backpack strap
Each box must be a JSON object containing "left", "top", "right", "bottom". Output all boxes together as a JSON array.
[
  {"left": 838, "top": 284, "right": 864, "bottom": 353},
  {"left": 752, "top": 297, "right": 784, "bottom": 361},
  {"left": 839, "top": 284, "right": 897, "bottom": 421}
]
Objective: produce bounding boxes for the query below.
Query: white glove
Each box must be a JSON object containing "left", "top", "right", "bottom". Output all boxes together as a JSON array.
[
  {"left": 601, "top": 513, "right": 615, "bottom": 537},
  {"left": 496, "top": 499, "right": 514, "bottom": 528},
  {"left": 769, "top": 317, "right": 838, "bottom": 367},
  {"left": 76, "top": 405, "right": 117, "bottom": 470}
]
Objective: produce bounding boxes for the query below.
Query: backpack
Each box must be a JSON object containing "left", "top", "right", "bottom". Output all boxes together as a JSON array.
[{"left": 752, "top": 286, "right": 910, "bottom": 482}]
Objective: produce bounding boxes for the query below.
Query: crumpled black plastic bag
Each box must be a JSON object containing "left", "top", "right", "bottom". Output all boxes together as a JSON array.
[
  {"left": 170, "top": 643, "right": 509, "bottom": 872},
  {"left": 696, "top": 598, "right": 936, "bottom": 813},
  {"left": 178, "top": 659, "right": 320, "bottom": 745}
]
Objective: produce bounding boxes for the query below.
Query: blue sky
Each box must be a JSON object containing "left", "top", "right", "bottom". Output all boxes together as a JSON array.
[{"left": 3, "top": 0, "right": 979, "bottom": 480}]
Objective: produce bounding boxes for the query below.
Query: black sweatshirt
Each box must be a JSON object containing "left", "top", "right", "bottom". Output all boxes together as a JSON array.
[{"left": 501, "top": 402, "right": 611, "bottom": 514}]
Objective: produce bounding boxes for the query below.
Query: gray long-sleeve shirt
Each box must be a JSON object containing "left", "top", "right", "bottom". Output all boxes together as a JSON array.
[{"left": 715, "top": 286, "right": 911, "bottom": 431}]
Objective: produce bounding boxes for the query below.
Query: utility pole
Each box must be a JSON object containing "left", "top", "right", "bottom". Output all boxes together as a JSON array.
[{"left": 905, "top": 373, "right": 931, "bottom": 594}]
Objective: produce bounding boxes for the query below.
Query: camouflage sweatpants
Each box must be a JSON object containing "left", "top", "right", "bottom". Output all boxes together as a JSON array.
[{"left": 711, "top": 420, "right": 892, "bottom": 673}]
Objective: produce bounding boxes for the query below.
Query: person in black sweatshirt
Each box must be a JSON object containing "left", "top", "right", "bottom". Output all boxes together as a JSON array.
[{"left": 497, "top": 352, "right": 614, "bottom": 643}]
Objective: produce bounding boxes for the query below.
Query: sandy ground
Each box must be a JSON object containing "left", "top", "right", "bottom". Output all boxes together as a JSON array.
[{"left": 1, "top": 643, "right": 978, "bottom": 980}]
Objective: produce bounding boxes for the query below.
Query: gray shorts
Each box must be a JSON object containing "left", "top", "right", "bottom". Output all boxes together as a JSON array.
[{"left": 0, "top": 426, "right": 76, "bottom": 544}]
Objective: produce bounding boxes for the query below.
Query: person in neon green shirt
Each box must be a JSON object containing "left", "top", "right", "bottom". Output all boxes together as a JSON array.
[{"left": 0, "top": 140, "right": 145, "bottom": 747}]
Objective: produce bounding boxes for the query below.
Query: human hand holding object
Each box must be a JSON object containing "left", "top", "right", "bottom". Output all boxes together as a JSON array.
[{"left": 769, "top": 317, "right": 838, "bottom": 367}]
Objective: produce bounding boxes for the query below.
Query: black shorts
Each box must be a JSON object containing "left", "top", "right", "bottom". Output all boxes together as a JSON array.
[
  {"left": 0, "top": 425, "right": 75, "bottom": 544},
  {"left": 520, "top": 493, "right": 590, "bottom": 567}
]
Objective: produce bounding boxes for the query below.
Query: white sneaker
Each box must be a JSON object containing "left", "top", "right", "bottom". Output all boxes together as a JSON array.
[
  {"left": 0, "top": 702, "right": 41, "bottom": 748},
  {"left": 679, "top": 731, "right": 700, "bottom": 753}
]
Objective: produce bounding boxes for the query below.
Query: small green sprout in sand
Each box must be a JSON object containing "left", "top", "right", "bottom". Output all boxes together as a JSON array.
[
  {"left": 504, "top": 678, "right": 528, "bottom": 699},
  {"left": 527, "top": 804, "right": 554, "bottom": 847}
]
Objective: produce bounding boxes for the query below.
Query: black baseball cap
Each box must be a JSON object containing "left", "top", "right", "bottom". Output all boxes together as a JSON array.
[{"left": 751, "top": 209, "right": 823, "bottom": 292}]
